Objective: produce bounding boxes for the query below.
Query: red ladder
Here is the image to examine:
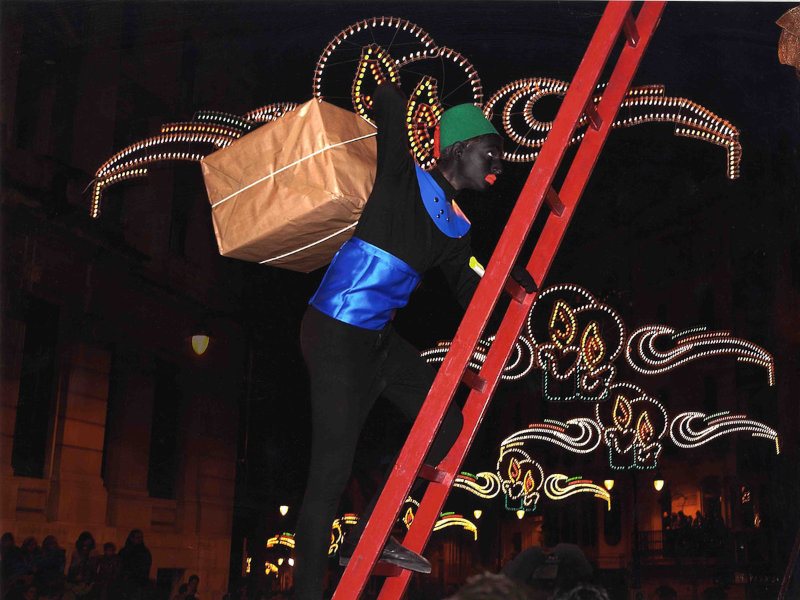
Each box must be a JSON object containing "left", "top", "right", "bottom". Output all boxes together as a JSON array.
[{"left": 332, "top": 2, "right": 666, "bottom": 598}]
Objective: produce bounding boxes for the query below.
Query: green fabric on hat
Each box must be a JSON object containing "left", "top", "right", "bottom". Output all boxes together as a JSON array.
[{"left": 439, "top": 104, "right": 500, "bottom": 151}]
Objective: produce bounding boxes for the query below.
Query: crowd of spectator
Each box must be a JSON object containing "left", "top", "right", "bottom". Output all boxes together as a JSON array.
[
  {"left": 1, "top": 530, "right": 200, "bottom": 600},
  {"left": 661, "top": 509, "right": 728, "bottom": 557}
]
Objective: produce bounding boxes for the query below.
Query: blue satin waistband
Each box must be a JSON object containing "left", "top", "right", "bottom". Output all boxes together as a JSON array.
[{"left": 309, "top": 238, "right": 421, "bottom": 330}]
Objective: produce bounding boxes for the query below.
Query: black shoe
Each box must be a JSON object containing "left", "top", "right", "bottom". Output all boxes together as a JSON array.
[{"left": 338, "top": 536, "right": 432, "bottom": 573}]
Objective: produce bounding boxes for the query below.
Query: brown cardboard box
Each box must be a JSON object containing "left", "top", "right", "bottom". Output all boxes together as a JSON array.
[{"left": 201, "top": 99, "right": 376, "bottom": 272}]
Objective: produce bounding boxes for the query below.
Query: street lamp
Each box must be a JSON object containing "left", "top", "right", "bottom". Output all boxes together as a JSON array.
[
  {"left": 191, "top": 332, "right": 210, "bottom": 355},
  {"left": 604, "top": 479, "right": 615, "bottom": 491},
  {"left": 653, "top": 472, "right": 665, "bottom": 491},
  {"left": 473, "top": 509, "right": 483, "bottom": 520},
  {"left": 516, "top": 510, "right": 525, "bottom": 520},
  {"left": 280, "top": 505, "right": 289, "bottom": 516}
]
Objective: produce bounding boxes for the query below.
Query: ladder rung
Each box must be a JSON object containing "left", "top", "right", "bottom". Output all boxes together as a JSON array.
[
  {"left": 418, "top": 464, "right": 447, "bottom": 483},
  {"left": 461, "top": 369, "right": 487, "bottom": 393},
  {"left": 623, "top": 10, "right": 639, "bottom": 47},
  {"left": 546, "top": 185, "right": 565, "bottom": 216},
  {"left": 340, "top": 557, "right": 403, "bottom": 577},
  {"left": 503, "top": 278, "right": 531, "bottom": 304},
  {"left": 584, "top": 100, "right": 603, "bottom": 130}
]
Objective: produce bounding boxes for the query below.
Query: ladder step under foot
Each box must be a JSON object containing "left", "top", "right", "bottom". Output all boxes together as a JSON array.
[{"left": 461, "top": 369, "right": 487, "bottom": 393}]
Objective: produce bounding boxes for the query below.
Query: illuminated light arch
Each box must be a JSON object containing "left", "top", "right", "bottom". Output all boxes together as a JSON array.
[
  {"left": 313, "top": 17, "right": 437, "bottom": 102},
  {"left": 406, "top": 76, "right": 442, "bottom": 170},
  {"left": 266, "top": 533, "right": 296, "bottom": 549},
  {"left": 626, "top": 325, "right": 775, "bottom": 386},
  {"left": 243, "top": 102, "right": 298, "bottom": 124},
  {"left": 496, "top": 446, "right": 544, "bottom": 511},
  {"left": 670, "top": 411, "right": 780, "bottom": 454},
  {"left": 420, "top": 334, "right": 535, "bottom": 382},
  {"left": 527, "top": 284, "right": 626, "bottom": 402},
  {"left": 484, "top": 78, "right": 741, "bottom": 179},
  {"left": 595, "top": 383, "right": 669, "bottom": 470},
  {"left": 501, "top": 418, "right": 602, "bottom": 455},
  {"left": 453, "top": 471, "right": 503, "bottom": 499},
  {"left": 400, "top": 498, "right": 478, "bottom": 540},
  {"left": 352, "top": 44, "right": 401, "bottom": 125},
  {"left": 543, "top": 474, "right": 611, "bottom": 510}
]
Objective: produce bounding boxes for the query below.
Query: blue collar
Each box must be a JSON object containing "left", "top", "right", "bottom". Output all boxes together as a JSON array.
[{"left": 414, "top": 164, "right": 471, "bottom": 238}]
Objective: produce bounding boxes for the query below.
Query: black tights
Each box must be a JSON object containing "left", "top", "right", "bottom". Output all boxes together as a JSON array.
[{"left": 294, "top": 306, "right": 463, "bottom": 600}]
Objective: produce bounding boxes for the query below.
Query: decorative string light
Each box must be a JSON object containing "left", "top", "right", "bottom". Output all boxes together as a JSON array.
[
  {"left": 400, "top": 498, "right": 478, "bottom": 539},
  {"left": 352, "top": 44, "right": 400, "bottom": 125},
  {"left": 543, "top": 474, "right": 611, "bottom": 510},
  {"left": 406, "top": 76, "right": 443, "bottom": 170},
  {"left": 626, "top": 325, "right": 775, "bottom": 386},
  {"left": 670, "top": 411, "right": 780, "bottom": 454},
  {"left": 264, "top": 562, "right": 279, "bottom": 575},
  {"left": 595, "top": 383, "right": 668, "bottom": 470},
  {"left": 500, "top": 418, "right": 602, "bottom": 454},
  {"left": 266, "top": 533, "right": 296, "bottom": 549},
  {"left": 454, "top": 471, "right": 502, "bottom": 499},
  {"left": 483, "top": 78, "right": 741, "bottom": 178},
  {"left": 313, "top": 17, "right": 437, "bottom": 102}
]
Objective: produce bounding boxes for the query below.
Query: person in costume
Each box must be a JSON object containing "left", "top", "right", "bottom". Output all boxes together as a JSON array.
[{"left": 294, "top": 81, "right": 534, "bottom": 600}]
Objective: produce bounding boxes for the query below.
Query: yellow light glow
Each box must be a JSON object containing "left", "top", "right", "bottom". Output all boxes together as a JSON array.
[
  {"left": 277, "top": 558, "right": 284, "bottom": 566},
  {"left": 653, "top": 478, "right": 665, "bottom": 491},
  {"left": 516, "top": 510, "right": 525, "bottom": 520},
  {"left": 604, "top": 479, "right": 615, "bottom": 491},
  {"left": 288, "top": 558, "right": 295, "bottom": 567},
  {"left": 191, "top": 334, "right": 210, "bottom": 355},
  {"left": 279, "top": 505, "right": 289, "bottom": 516},
  {"left": 473, "top": 509, "right": 482, "bottom": 519}
]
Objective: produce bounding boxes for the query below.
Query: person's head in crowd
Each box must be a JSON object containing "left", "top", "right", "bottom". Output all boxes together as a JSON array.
[
  {"left": 188, "top": 574, "right": 200, "bottom": 594},
  {"left": 2, "top": 532, "right": 16, "bottom": 553},
  {"left": 22, "top": 584, "right": 39, "bottom": 600},
  {"left": 21, "top": 537, "right": 39, "bottom": 555},
  {"left": 103, "top": 542, "right": 116, "bottom": 556},
  {"left": 444, "top": 572, "right": 534, "bottom": 600},
  {"left": 175, "top": 583, "right": 189, "bottom": 598},
  {"left": 551, "top": 583, "right": 610, "bottom": 600},
  {"left": 654, "top": 585, "right": 678, "bottom": 600},
  {"left": 125, "top": 529, "right": 145, "bottom": 547},
  {"left": 75, "top": 532, "right": 95, "bottom": 556},
  {"left": 41, "top": 536, "right": 60, "bottom": 552}
]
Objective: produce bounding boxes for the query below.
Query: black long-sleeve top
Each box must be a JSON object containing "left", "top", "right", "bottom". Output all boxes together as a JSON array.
[{"left": 352, "top": 83, "right": 480, "bottom": 309}]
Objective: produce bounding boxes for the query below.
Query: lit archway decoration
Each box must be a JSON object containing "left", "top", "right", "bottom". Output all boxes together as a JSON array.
[
  {"left": 670, "top": 411, "right": 780, "bottom": 454},
  {"left": 501, "top": 418, "right": 602, "bottom": 454},
  {"left": 527, "top": 284, "right": 626, "bottom": 402},
  {"left": 543, "top": 474, "right": 611, "bottom": 509},
  {"left": 266, "top": 533, "right": 296, "bottom": 549},
  {"left": 626, "top": 325, "right": 775, "bottom": 386},
  {"left": 595, "top": 383, "right": 668, "bottom": 470},
  {"left": 484, "top": 78, "right": 741, "bottom": 179}
]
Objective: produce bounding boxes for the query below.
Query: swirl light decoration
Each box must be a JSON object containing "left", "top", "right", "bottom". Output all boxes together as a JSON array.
[
  {"left": 543, "top": 474, "right": 611, "bottom": 510},
  {"left": 327, "top": 513, "right": 360, "bottom": 555},
  {"left": 496, "top": 445, "right": 544, "bottom": 511},
  {"left": 91, "top": 17, "right": 741, "bottom": 220},
  {"left": 483, "top": 78, "right": 741, "bottom": 179},
  {"left": 501, "top": 418, "right": 602, "bottom": 454},
  {"left": 400, "top": 498, "right": 478, "bottom": 540},
  {"left": 453, "top": 471, "right": 503, "bottom": 499},
  {"left": 626, "top": 325, "right": 775, "bottom": 386},
  {"left": 527, "top": 284, "right": 626, "bottom": 402},
  {"left": 420, "top": 334, "right": 535, "bottom": 382},
  {"left": 266, "top": 533, "right": 296, "bottom": 549},
  {"left": 594, "top": 383, "right": 669, "bottom": 470},
  {"left": 89, "top": 103, "right": 297, "bottom": 218},
  {"left": 670, "top": 411, "right": 780, "bottom": 454}
]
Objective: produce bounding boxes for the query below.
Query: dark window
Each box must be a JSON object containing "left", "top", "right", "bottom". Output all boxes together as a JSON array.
[
  {"left": 147, "top": 359, "right": 181, "bottom": 499},
  {"left": 12, "top": 297, "right": 60, "bottom": 478}
]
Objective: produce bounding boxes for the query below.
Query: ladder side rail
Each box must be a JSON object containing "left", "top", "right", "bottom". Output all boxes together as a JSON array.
[
  {"left": 334, "top": 3, "right": 641, "bottom": 598},
  {"left": 376, "top": 3, "right": 666, "bottom": 598},
  {"left": 526, "top": 1, "right": 665, "bottom": 285}
]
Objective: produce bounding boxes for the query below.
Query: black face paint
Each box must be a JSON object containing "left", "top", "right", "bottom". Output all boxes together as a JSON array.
[{"left": 458, "top": 134, "right": 504, "bottom": 191}]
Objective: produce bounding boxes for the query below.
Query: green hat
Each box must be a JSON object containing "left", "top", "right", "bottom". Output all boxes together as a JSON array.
[{"left": 438, "top": 104, "right": 500, "bottom": 151}]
